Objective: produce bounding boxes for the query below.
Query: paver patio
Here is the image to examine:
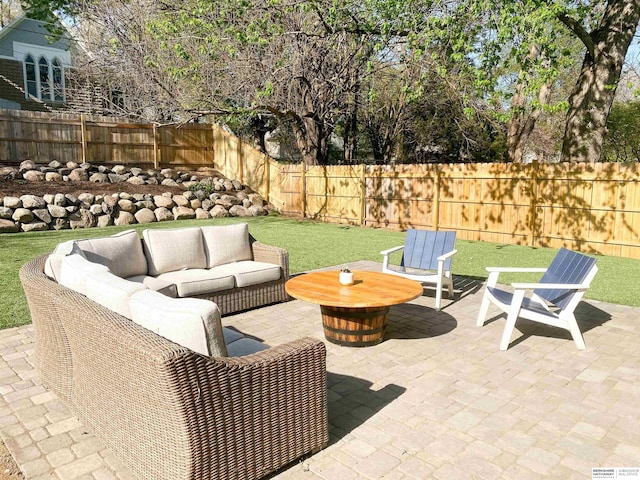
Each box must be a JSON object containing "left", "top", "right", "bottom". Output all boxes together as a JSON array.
[{"left": 1, "top": 260, "right": 639, "bottom": 479}]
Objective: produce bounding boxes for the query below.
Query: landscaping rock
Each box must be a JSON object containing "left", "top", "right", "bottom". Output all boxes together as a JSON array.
[
  {"left": 47, "top": 204, "right": 67, "bottom": 218},
  {"left": 114, "top": 211, "right": 136, "bottom": 225},
  {"left": 0, "top": 219, "right": 18, "bottom": 233},
  {"left": 12, "top": 208, "right": 33, "bottom": 222},
  {"left": 69, "top": 210, "right": 96, "bottom": 229},
  {"left": 173, "top": 206, "right": 195, "bottom": 220},
  {"left": 20, "top": 195, "right": 46, "bottom": 209},
  {"left": 0, "top": 207, "right": 12, "bottom": 219},
  {"left": 4, "top": 196, "right": 21, "bottom": 208},
  {"left": 20, "top": 221, "right": 48, "bottom": 232},
  {"left": 134, "top": 208, "right": 156, "bottom": 224},
  {"left": 154, "top": 207, "right": 173, "bottom": 222}
]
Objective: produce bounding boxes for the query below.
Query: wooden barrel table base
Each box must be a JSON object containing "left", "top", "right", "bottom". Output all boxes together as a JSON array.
[
  {"left": 285, "top": 271, "right": 423, "bottom": 347},
  {"left": 321, "top": 306, "right": 390, "bottom": 347}
]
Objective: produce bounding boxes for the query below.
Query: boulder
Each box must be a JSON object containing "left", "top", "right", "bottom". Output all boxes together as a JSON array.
[
  {"left": 68, "top": 168, "right": 89, "bottom": 182},
  {"left": 3, "top": 197, "right": 21, "bottom": 208},
  {"left": 0, "top": 207, "right": 12, "bottom": 219},
  {"left": 154, "top": 207, "right": 173, "bottom": 222},
  {"left": 97, "top": 215, "right": 113, "bottom": 228},
  {"left": 19, "top": 160, "right": 37, "bottom": 171},
  {"left": 45, "top": 172, "right": 63, "bottom": 182},
  {"left": 161, "top": 178, "right": 179, "bottom": 187},
  {"left": 114, "top": 211, "right": 136, "bottom": 226},
  {"left": 54, "top": 193, "right": 66, "bottom": 206},
  {"left": 12, "top": 208, "right": 33, "bottom": 223},
  {"left": 22, "top": 170, "right": 45, "bottom": 182},
  {"left": 89, "top": 173, "right": 109, "bottom": 183},
  {"left": 47, "top": 205, "right": 67, "bottom": 218},
  {"left": 0, "top": 219, "right": 19, "bottom": 233},
  {"left": 20, "top": 222, "right": 48, "bottom": 232},
  {"left": 48, "top": 160, "right": 63, "bottom": 169},
  {"left": 32, "top": 208, "right": 52, "bottom": 223},
  {"left": 228, "top": 205, "right": 250, "bottom": 217},
  {"left": 69, "top": 210, "right": 96, "bottom": 229},
  {"left": 127, "top": 176, "right": 146, "bottom": 185},
  {"left": 52, "top": 218, "right": 70, "bottom": 230},
  {"left": 209, "top": 205, "right": 229, "bottom": 218},
  {"left": 173, "top": 195, "right": 190, "bottom": 207},
  {"left": 20, "top": 195, "right": 46, "bottom": 209},
  {"left": 195, "top": 208, "right": 210, "bottom": 220},
  {"left": 172, "top": 206, "right": 195, "bottom": 220},
  {"left": 118, "top": 199, "right": 136, "bottom": 213},
  {"left": 78, "top": 193, "right": 95, "bottom": 208},
  {"left": 135, "top": 208, "right": 156, "bottom": 224},
  {"left": 153, "top": 195, "right": 174, "bottom": 209},
  {"left": 248, "top": 205, "right": 267, "bottom": 216},
  {"left": 112, "top": 165, "right": 127, "bottom": 174},
  {"left": 108, "top": 173, "right": 130, "bottom": 183}
]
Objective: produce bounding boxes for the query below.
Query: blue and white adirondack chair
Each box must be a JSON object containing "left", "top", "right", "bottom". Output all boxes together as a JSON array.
[
  {"left": 477, "top": 248, "right": 598, "bottom": 350},
  {"left": 381, "top": 229, "right": 457, "bottom": 310}
]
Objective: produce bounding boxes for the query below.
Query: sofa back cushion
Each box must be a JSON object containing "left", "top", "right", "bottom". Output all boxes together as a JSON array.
[
  {"left": 143, "top": 227, "right": 207, "bottom": 276},
  {"left": 84, "top": 271, "right": 145, "bottom": 319},
  {"left": 128, "top": 290, "right": 228, "bottom": 357},
  {"left": 44, "top": 240, "right": 77, "bottom": 281},
  {"left": 59, "top": 253, "right": 110, "bottom": 296},
  {"left": 201, "top": 223, "right": 253, "bottom": 268},
  {"left": 76, "top": 230, "right": 148, "bottom": 278}
]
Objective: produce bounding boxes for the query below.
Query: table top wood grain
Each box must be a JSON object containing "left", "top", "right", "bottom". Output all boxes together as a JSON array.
[{"left": 285, "top": 270, "right": 424, "bottom": 309}]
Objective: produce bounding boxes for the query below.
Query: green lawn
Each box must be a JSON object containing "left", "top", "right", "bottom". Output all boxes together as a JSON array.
[{"left": 1, "top": 215, "right": 638, "bottom": 330}]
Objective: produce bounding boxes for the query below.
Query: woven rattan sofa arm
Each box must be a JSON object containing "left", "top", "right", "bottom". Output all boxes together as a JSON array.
[
  {"left": 251, "top": 241, "right": 289, "bottom": 279},
  {"left": 174, "top": 336, "right": 328, "bottom": 479}
]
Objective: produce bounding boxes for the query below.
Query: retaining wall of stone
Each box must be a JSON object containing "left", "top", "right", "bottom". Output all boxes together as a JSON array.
[{"left": 0, "top": 161, "right": 270, "bottom": 233}]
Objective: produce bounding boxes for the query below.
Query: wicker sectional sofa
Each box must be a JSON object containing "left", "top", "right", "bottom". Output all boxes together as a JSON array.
[{"left": 19, "top": 224, "right": 328, "bottom": 480}]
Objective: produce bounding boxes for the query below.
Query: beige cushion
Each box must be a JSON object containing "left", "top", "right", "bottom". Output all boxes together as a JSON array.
[
  {"left": 59, "top": 254, "right": 110, "bottom": 296},
  {"left": 85, "top": 271, "right": 145, "bottom": 319},
  {"left": 214, "top": 261, "right": 281, "bottom": 287},
  {"left": 154, "top": 269, "right": 235, "bottom": 297},
  {"left": 44, "top": 240, "right": 77, "bottom": 281},
  {"left": 76, "top": 230, "right": 147, "bottom": 278},
  {"left": 126, "top": 275, "right": 178, "bottom": 298},
  {"left": 143, "top": 227, "right": 206, "bottom": 275},
  {"left": 128, "top": 290, "right": 227, "bottom": 357},
  {"left": 201, "top": 223, "right": 253, "bottom": 268}
]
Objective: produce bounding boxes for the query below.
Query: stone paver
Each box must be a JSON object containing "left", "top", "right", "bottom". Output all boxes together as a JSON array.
[{"left": 1, "top": 260, "right": 640, "bottom": 479}]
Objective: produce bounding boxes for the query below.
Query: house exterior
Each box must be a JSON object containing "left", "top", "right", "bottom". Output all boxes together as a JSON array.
[{"left": 0, "top": 14, "right": 72, "bottom": 111}]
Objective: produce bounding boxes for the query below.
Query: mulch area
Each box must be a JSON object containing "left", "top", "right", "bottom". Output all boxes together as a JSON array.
[{"left": 0, "top": 178, "right": 187, "bottom": 199}]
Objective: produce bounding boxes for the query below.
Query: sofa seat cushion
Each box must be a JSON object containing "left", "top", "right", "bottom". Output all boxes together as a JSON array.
[
  {"left": 85, "top": 271, "right": 145, "bottom": 319},
  {"left": 126, "top": 275, "right": 178, "bottom": 298},
  {"left": 129, "top": 290, "right": 227, "bottom": 357},
  {"left": 154, "top": 269, "right": 235, "bottom": 297},
  {"left": 143, "top": 227, "right": 207, "bottom": 276},
  {"left": 201, "top": 223, "right": 253, "bottom": 268},
  {"left": 76, "top": 230, "right": 148, "bottom": 278},
  {"left": 44, "top": 240, "right": 77, "bottom": 281},
  {"left": 214, "top": 261, "right": 282, "bottom": 287}
]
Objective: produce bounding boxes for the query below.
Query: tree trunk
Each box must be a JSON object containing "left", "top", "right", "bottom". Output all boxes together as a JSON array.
[
  {"left": 560, "top": 0, "right": 640, "bottom": 163},
  {"left": 289, "top": 113, "right": 332, "bottom": 165}
]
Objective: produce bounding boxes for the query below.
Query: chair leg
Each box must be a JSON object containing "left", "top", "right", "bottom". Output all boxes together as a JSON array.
[
  {"left": 435, "top": 281, "right": 443, "bottom": 311},
  {"left": 566, "top": 314, "right": 586, "bottom": 349},
  {"left": 500, "top": 309, "right": 519, "bottom": 350},
  {"left": 476, "top": 293, "right": 491, "bottom": 327}
]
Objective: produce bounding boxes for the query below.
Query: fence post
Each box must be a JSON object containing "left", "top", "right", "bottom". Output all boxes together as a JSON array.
[
  {"left": 359, "top": 164, "right": 366, "bottom": 225},
  {"left": 153, "top": 124, "right": 159, "bottom": 169},
  {"left": 433, "top": 167, "right": 441, "bottom": 230},
  {"left": 529, "top": 161, "right": 539, "bottom": 247},
  {"left": 301, "top": 161, "right": 307, "bottom": 218},
  {"left": 80, "top": 114, "right": 87, "bottom": 164},
  {"left": 264, "top": 155, "right": 270, "bottom": 204}
]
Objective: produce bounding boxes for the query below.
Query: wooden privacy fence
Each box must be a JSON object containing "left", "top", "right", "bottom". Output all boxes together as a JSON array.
[
  {"left": 2, "top": 109, "right": 640, "bottom": 258},
  {"left": 0, "top": 109, "right": 215, "bottom": 168}
]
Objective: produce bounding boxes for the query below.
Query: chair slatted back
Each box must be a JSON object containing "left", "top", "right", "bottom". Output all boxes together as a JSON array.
[
  {"left": 401, "top": 229, "right": 456, "bottom": 271},
  {"left": 535, "top": 248, "right": 597, "bottom": 309}
]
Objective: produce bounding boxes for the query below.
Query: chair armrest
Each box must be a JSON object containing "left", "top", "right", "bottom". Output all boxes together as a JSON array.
[
  {"left": 252, "top": 241, "right": 289, "bottom": 279},
  {"left": 486, "top": 267, "right": 548, "bottom": 273},
  {"left": 380, "top": 245, "right": 404, "bottom": 256},
  {"left": 437, "top": 249, "right": 457, "bottom": 261},
  {"left": 511, "top": 282, "right": 591, "bottom": 290}
]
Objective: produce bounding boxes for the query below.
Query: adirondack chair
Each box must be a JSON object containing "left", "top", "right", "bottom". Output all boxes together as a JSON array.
[
  {"left": 477, "top": 248, "right": 598, "bottom": 350},
  {"left": 380, "top": 229, "right": 457, "bottom": 310}
]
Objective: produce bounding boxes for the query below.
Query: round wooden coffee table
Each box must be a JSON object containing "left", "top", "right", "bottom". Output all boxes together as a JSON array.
[{"left": 285, "top": 270, "right": 423, "bottom": 347}]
